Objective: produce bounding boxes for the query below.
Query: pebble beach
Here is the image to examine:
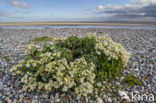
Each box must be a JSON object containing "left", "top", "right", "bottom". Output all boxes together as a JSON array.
[{"left": 0, "top": 28, "right": 156, "bottom": 103}]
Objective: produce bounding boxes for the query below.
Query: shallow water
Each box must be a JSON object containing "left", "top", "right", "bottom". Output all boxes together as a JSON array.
[{"left": 0, "top": 25, "right": 156, "bottom": 30}]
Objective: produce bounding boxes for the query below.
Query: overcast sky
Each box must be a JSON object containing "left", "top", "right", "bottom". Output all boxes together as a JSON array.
[{"left": 0, "top": 0, "right": 156, "bottom": 22}]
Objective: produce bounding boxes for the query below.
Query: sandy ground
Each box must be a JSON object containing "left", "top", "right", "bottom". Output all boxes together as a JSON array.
[{"left": 0, "top": 22, "right": 156, "bottom": 26}]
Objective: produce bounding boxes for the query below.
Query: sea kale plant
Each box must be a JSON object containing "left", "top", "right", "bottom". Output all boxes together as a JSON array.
[
  {"left": 95, "top": 35, "right": 130, "bottom": 79},
  {"left": 10, "top": 33, "right": 130, "bottom": 97}
]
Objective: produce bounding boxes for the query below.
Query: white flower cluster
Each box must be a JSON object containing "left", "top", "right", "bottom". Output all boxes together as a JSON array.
[
  {"left": 25, "top": 44, "right": 39, "bottom": 54},
  {"left": 86, "top": 32, "right": 96, "bottom": 37},
  {"left": 95, "top": 35, "right": 130, "bottom": 67},
  {"left": 10, "top": 48, "right": 95, "bottom": 97},
  {"left": 69, "top": 57, "right": 96, "bottom": 96}
]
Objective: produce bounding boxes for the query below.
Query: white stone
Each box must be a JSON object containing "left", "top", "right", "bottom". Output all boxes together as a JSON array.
[
  {"left": 118, "top": 90, "right": 130, "bottom": 101},
  {"left": 97, "top": 98, "right": 104, "bottom": 103},
  {"left": 55, "top": 99, "right": 60, "bottom": 102},
  {"left": 108, "top": 98, "right": 112, "bottom": 102}
]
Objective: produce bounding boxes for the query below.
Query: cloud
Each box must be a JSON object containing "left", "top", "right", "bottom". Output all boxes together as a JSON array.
[
  {"left": 8, "top": 0, "right": 28, "bottom": 8},
  {"left": 95, "top": 0, "right": 156, "bottom": 21}
]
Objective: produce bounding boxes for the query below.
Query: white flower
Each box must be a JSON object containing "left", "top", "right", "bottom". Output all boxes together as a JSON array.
[
  {"left": 32, "top": 62, "right": 37, "bottom": 67},
  {"left": 45, "top": 84, "right": 52, "bottom": 91},
  {"left": 62, "top": 86, "right": 68, "bottom": 92},
  {"left": 45, "top": 52, "right": 51, "bottom": 57},
  {"left": 25, "top": 63, "right": 30, "bottom": 68},
  {"left": 95, "top": 35, "right": 130, "bottom": 66},
  {"left": 27, "top": 44, "right": 37, "bottom": 50},
  {"left": 96, "top": 51, "right": 101, "bottom": 55}
]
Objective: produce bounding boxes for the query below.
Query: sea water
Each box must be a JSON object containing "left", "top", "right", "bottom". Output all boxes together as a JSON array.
[{"left": 0, "top": 25, "right": 156, "bottom": 30}]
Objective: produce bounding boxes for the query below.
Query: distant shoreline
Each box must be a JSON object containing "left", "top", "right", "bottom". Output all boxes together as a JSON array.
[{"left": 0, "top": 22, "right": 156, "bottom": 26}]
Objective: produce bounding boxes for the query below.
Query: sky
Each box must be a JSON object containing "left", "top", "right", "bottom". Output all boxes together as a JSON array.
[{"left": 0, "top": 0, "right": 156, "bottom": 22}]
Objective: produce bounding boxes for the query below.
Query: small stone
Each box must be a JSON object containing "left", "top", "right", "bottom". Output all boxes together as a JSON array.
[
  {"left": 76, "top": 95, "right": 81, "bottom": 100},
  {"left": 42, "top": 94, "right": 49, "bottom": 99},
  {"left": 5, "top": 97, "right": 10, "bottom": 101},
  {"left": 50, "top": 95, "right": 54, "bottom": 100},
  {"left": 115, "top": 81, "right": 120, "bottom": 86},
  {"left": 7, "top": 99, "right": 12, "bottom": 103},
  {"left": 89, "top": 100, "right": 95, "bottom": 103},
  {"left": 19, "top": 98, "right": 23, "bottom": 103},
  {"left": 95, "top": 95, "right": 98, "bottom": 98},
  {"left": 97, "top": 98, "right": 103, "bottom": 103},
  {"left": 55, "top": 99, "right": 60, "bottom": 102},
  {"left": 7, "top": 91, "right": 11, "bottom": 95},
  {"left": 55, "top": 93, "right": 59, "bottom": 100},
  {"left": 149, "top": 64, "right": 153, "bottom": 68},
  {"left": 112, "top": 98, "right": 117, "bottom": 103},
  {"left": 108, "top": 98, "right": 112, "bottom": 102},
  {"left": 19, "top": 94, "right": 24, "bottom": 98},
  {"left": 0, "top": 84, "right": 4, "bottom": 90},
  {"left": 32, "top": 100, "right": 35, "bottom": 103},
  {"left": 25, "top": 99, "right": 32, "bottom": 103},
  {"left": 51, "top": 101, "right": 54, "bottom": 103},
  {"left": 120, "top": 77, "right": 124, "bottom": 82},
  {"left": 2, "top": 77, "right": 6, "bottom": 83},
  {"left": 102, "top": 94, "right": 107, "bottom": 100},
  {"left": 118, "top": 90, "right": 130, "bottom": 101},
  {"left": 61, "top": 93, "right": 66, "bottom": 97},
  {"left": 18, "top": 90, "right": 23, "bottom": 93},
  {"left": 2, "top": 96, "right": 6, "bottom": 99},
  {"left": 85, "top": 97, "right": 88, "bottom": 102}
]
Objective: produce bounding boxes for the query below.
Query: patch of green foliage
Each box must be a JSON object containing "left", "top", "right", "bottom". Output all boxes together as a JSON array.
[
  {"left": 125, "top": 74, "right": 143, "bottom": 86},
  {"left": 3, "top": 56, "right": 11, "bottom": 62},
  {"left": 97, "top": 53, "right": 122, "bottom": 80},
  {"left": 55, "top": 35, "right": 97, "bottom": 59},
  {"left": 98, "top": 31, "right": 103, "bottom": 33},
  {"left": 55, "top": 35, "right": 126, "bottom": 80},
  {"left": 95, "top": 35, "right": 130, "bottom": 80},
  {"left": 31, "top": 36, "right": 53, "bottom": 42},
  {"left": 55, "top": 35, "right": 98, "bottom": 66},
  {"left": 42, "top": 43, "right": 73, "bottom": 63}
]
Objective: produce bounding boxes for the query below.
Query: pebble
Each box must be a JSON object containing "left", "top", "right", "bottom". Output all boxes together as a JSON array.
[
  {"left": 25, "top": 99, "right": 32, "bottom": 103},
  {"left": 76, "top": 95, "right": 81, "bottom": 100},
  {"left": 41, "top": 94, "right": 49, "bottom": 99},
  {"left": 115, "top": 81, "right": 120, "bottom": 86},
  {"left": 55, "top": 93, "right": 59, "bottom": 100},
  {"left": 19, "top": 94, "right": 24, "bottom": 98},
  {"left": 97, "top": 98, "right": 103, "bottom": 103},
  {"left": 55, "top": 99, "right": 60, "bottom": 102},
  {"left": 50, "top": 95, "right": 54, "bottom": 100},
  {"left": 108, "top": 98, "right": 112, "bottom": 102},
  {"left": 118, "top": 90, "right": 130, "bottom": 101}
]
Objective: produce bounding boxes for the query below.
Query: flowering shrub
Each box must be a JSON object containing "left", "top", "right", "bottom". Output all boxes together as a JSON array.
[
  {"left": 95, "top": 35, "right": 130, "bottom": 79},
  {"left": 10, "top": 33, "right": 130, "bottom": 97},
  {"left": 96, "top": 35, "right": 130, "bottom": 67}
]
